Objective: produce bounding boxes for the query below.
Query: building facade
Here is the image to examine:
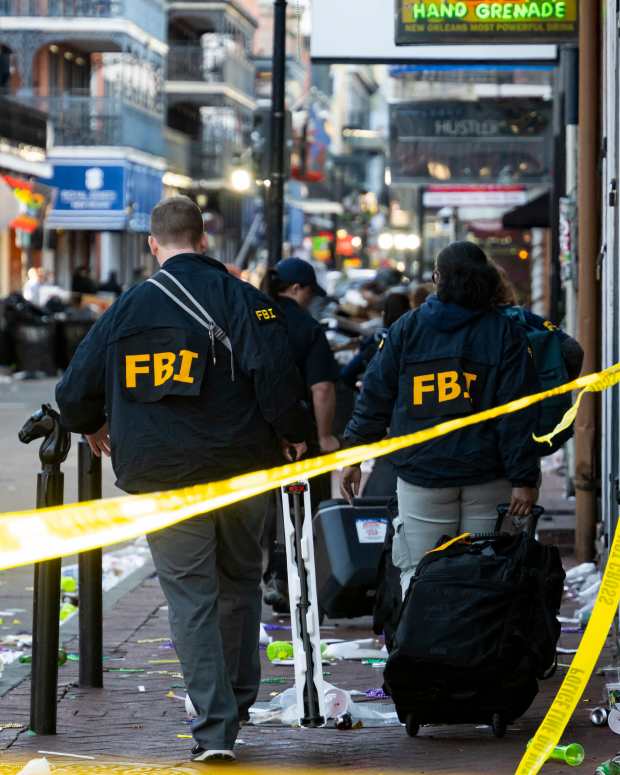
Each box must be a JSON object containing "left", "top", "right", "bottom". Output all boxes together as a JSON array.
[
  {"left": 0, "top": 0, "right": 167, "bottom": 288},
  {"left": 165, "top": 0, "right": 258, "bottom": 263},
  {"left": 0, "top": 92, "right": 51, "bottom": 295}
]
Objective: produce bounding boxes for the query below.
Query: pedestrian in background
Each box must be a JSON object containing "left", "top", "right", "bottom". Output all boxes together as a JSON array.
[
  {"left": 341, "top": 241, "right": 541, "bottom": 594},
  {"left": 341, "top": 292, "right": 412, "bottom": 391},
  {"left": 71, "top": 264, "right": 97, "bottom": 294},
  {"left": 99, "top": 271, "right": 123, "bottom": 297},
  {"left": 22, "top": 267, "right": 44, "bottom": 306},
  {"left": 56, "top": 196, "right": 311, "bottom": 762}
]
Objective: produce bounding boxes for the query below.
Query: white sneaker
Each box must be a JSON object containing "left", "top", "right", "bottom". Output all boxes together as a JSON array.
[{"left": 191, "top": 746, "right": 236, "bottom": 763}]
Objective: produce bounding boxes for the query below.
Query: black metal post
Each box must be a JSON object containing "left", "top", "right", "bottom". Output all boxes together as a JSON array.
[
  {"left": 32, "top": 472, "right": 63, "bottom": 735},
  {"left": 266, "top": 0, "right": 287, "bottom": 266},
  {"left": 18, "top": 404, "right": 71, "bottom": 735},
  {"left": 77, "top": 438, "right": 103, "bottom": 688}
]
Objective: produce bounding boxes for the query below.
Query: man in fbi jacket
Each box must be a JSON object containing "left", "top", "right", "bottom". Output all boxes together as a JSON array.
[{"left": 56, "top": 196, "right": 311, "bottom": 762}]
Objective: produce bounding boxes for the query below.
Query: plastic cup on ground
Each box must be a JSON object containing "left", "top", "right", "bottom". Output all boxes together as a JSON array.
[{"left": 324, "top": 687, "right": 349, "bottom": 718}]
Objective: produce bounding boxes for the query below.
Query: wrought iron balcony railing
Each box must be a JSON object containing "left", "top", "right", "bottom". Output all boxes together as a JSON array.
[
  {"left": 17, "top": 92, "right": 164, "bottom": 157},
  {"left": 0, "top": 0, "right": 165, "bottom": 43},
  {"left": 167, "top": 44, "right": 255, "bottom": 100}
]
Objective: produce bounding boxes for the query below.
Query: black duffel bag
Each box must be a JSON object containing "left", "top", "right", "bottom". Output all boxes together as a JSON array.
[{"left": 383, "top": 505, "right": 565, "bottom": 738}]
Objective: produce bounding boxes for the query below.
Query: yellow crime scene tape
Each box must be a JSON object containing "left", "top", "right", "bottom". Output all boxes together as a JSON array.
[
  {"left": 0, "top": 764, "right": 409, "bottom": 775},
  {"left": 0, "top": 363, "right": 617, "bottom": 573},
  {"left": 0, "top": 363, "right": 619, "bottom": 775},
  {"left": 515, "top": 507, "right": 620, "bottom": 774}
]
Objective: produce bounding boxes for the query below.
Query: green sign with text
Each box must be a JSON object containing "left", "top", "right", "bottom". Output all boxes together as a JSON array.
[{"left": 395, "top": 0, "right": 578, "bottom": 44}]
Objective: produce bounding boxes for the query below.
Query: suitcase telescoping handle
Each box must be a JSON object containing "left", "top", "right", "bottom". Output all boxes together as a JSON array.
[{"left": 495, "top": 504, "right": 545, "bottom": 538}]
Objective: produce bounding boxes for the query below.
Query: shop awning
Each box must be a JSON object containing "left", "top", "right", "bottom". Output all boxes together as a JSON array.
[
  {"left": 502, "top": 192, "right": 550, "bottom": 229},
  {"left": 44, "top": 211, "right": 128, "bottom": 231}
]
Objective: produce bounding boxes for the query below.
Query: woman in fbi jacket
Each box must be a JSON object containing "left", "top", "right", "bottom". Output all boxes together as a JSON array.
[{"left": 340, "top": 241, "right": 540, "bottom": 595}]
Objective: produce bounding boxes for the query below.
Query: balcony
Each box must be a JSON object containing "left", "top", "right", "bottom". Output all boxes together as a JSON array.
[
  {"left": 168, "top": 0, "right": 258, "bottom": 49},
  {"left": 165, "top": 127, "right": 234, "bottom": 184},
  {"left": 166, "top": 43, "right": 255, "bottom": 110},
  {"left": 20, "top": 92, "right": 164, "bottom": 158},
  {"left": 0, "top": 0, "right": 166, "bottom": 49}
]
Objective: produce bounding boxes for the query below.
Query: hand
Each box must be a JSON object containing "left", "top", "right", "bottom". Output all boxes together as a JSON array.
[
  {"left": 509, "top": 486, "right": 538, "bottom": 517},
  {"left": 281, "top": 439, "right": 307, "bottom": 462},
  {"left": 319, "top": 434, "right": 340, "bottom": 454},
  {"left": 340, "top": 465, "right": 362, "bottom": 504},
  {"left": 85, "top": 423, "right": 111, "bottom": 458}
]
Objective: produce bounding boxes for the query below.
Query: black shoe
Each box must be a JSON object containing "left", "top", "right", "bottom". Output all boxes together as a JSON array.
[
  {"left": 263, "top": 575, "right": 290, "bottom": 613},
  {"left": 191, "top": 745, "right": 236, "bottom": 762}
]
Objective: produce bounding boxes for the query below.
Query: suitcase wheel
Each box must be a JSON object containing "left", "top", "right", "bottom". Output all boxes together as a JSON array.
[
  {"left": 491, "top": 713, "right": 507, "bottom": 738},
  {"left": 405, "top": 715, "right": 420, "bottom": 737}
]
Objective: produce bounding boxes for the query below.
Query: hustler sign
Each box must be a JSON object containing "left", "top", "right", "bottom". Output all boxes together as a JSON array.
[{"left": 395, "top": 0, "right": 578, "bottom": 44}]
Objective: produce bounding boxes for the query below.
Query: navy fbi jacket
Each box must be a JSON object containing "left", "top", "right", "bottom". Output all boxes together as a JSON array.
[
  {"left": 56, "top": 253, "right": 311, "bottom": 494},
  {"left": 344, "top": 295, "right": 541, "bottom": 489}
]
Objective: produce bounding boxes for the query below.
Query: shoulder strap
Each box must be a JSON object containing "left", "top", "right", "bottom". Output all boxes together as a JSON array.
[{"left": 147, "top": 269, "right": 235, "bottom": 380}]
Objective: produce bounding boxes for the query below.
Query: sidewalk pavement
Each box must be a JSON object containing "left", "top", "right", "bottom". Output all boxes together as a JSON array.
[
  {"left": 0, "top": 561, "right": 618, "bottom": 775},
  {"left": 0, "top": 454, "right": 607, "bottom": 774}
]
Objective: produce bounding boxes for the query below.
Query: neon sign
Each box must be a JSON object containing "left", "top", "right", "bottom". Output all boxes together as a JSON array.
[{"left": 395, "top": 0, "right": 578, "bottom": 44}]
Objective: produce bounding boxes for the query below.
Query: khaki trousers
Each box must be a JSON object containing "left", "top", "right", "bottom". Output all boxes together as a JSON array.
[{"left": 394, "top": 477, "right": 512, "bottom": 596}]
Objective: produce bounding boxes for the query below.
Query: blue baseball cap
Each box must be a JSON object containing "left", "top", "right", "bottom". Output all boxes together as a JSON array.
[{"left": 274, "top": 258, "right": 327, "bottom": 297}]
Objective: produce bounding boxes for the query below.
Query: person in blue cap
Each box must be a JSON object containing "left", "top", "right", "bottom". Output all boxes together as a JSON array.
[{"left": 261, "top": 257, "right": 341, "bottom": 611}]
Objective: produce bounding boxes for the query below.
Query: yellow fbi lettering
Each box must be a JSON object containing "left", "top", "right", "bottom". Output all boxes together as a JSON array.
[
  {"left": 255, "top": 307, "right": 277, "bottom": 321},
  {"left": 125, "top": 350, "right": 199, "bottom": 388},
  {"left": 413, "top": 370, "right": 478, "bottom": 405}
]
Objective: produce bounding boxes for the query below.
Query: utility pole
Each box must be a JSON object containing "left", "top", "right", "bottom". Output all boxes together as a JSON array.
[
  {"left": 575, "top": 2, "right": 601, "bottom": 562},
  {"left": 267, "top": 0, "right": 287, "bottom": 266},
  {"left": 563, "top": 45, "right": 579, "bottom": 339}
]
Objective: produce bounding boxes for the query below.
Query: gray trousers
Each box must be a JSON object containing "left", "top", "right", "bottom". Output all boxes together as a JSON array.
[
  {"left": 147, "top": 494, "right": 266, "bottom": 750},
  {"left": 394, "top": 477, "right": 512, "bottom": 595}
]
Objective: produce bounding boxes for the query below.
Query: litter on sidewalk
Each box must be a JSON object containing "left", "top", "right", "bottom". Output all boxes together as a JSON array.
[
  {"left": 248, "top": 682, "right": 399, "bottom": 727},
  {"left": 323, "top": 639, "right": 387, "bottom": 660}
]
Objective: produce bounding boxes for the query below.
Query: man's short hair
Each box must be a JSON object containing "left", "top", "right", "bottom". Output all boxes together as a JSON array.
[{"left": 150, "top": 196, "right": 204, "bottom": 247}]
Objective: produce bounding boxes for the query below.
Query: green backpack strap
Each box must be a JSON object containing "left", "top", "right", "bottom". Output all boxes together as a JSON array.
[{"left": 498, "top": 305, "right": 572, "bottom": 455}]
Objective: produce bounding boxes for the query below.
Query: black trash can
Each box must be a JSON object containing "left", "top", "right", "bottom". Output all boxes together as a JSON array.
[
  {"left": 0, "top": 299, "right": 15, "bottom": 367},
  {"left": 14, "top": 319, "right": 57, "bottom": 376}
]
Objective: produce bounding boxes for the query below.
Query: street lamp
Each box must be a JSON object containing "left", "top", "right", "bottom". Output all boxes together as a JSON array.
[
  {"left": 266, "top": 0, "right": 287, "bottom": 266},
  {"left": 394, "top": 233, "right": 408, "bottom": 252},
  {"left": 230, "top": 167, "right": 252, "bottom": 193},
  {"left": 378, "top": 232, "right": 394, "bottom": 251}
]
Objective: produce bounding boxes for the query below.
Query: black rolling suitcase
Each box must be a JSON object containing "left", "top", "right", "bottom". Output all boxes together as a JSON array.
[
  {"left": 383, "top": 505, "right": 565, "bottom": 738},
  {"left": 313, "top": 497, "right": 391, "bottom": 619}
]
